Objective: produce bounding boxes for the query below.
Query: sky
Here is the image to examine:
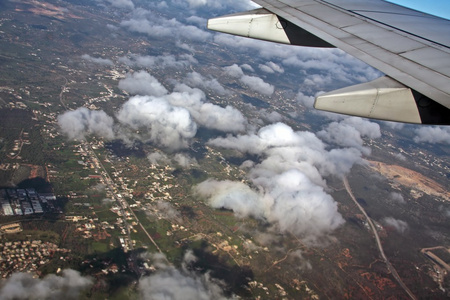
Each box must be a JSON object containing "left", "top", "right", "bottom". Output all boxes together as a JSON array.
[{"left": 387, "top": 0, "right": 450, "bottom": 20}]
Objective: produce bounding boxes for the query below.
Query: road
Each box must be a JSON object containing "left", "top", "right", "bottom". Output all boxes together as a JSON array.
[
  {"left": 83, "top": 142, "right": 134, "bottom": 251},
  {"left": 59, "top": 76, "right": 68, "bottom": 110},
  {"left": 343, "top": 177, "right": 417, "bottom": 300},
  {"left": 84, "top": 142, "right": 162, "bottom": 253}
]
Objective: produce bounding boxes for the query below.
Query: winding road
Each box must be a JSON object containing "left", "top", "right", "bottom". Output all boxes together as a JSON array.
[{"left": 343, "top": 177, "right": 417, "bottom": 300}]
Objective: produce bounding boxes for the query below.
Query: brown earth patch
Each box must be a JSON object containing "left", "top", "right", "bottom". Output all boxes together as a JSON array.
[{"left": 368, "top": 160, "right": 449, "bottom": 201}]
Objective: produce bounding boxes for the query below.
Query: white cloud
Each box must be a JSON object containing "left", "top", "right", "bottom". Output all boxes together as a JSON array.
[
  {"left": 223, "top": 64, "right": 244, "bottom": 78},
  {"left": 382, "top": 217, "right": 408, "bottom": 234},
  {"left": 414, "top": 126, "right": 450, "bottom": 144},
  {"left": 195, "top": 171, "right": 344, "bottom": 243},
  {"left": 174, "top": 153, "right": 198, "bottom": 168},
  {"left": 240, "top": 64, "right": 254, "bottom": 72},
  {"left": 195, "top": 180, "right": 263, "bottom": 219},
  {"left": 58, "top": 107, "right": 115, "bottom": 141},
  {"left": 57, "top": 99, "right": 198, "bottom": 151},
  {"left": 0, "top": 269, "right": 92, "bottom": 300},
  {"left": 2, "top": 253, "right": 230, "bottom": 300},
  {"left": 147, "top": 152, "right": 170, "bottom": 165},
  {"left": 59, "top": 76, "right": 247, "bottom": 149},
  {"left": 185, "top": 15, "right": 206, "bottom": 27},
  {"left": 259, "top": 61, "right": 284, "bottom": 74},
  {"left": 147, "top": 152, "right": 197, "bottom": 168},
  {"left": 119, "top": 53, "right": 197, "bottom": 69},
  {"left": 120, "top": 9, "right": 211, "bottom": 42},
  {"left": 296, "top": 91, "right": 315, "bottom": 109},
  {"left": 196, "top": 122, "right": 371, "bottom": 242},
  {"left": 106, "top": 0, "right": 134, "bottom": 10},
  {"left": 81, "top": 54, "right": 113, "bottom": 66},
  {"left": 389, "top": 192, "right": 405, "bottom": 204},
  {"left": 214, "top": 34, "right": 381, "bottom": 94},
  {"left": 394, "top": 153, "right": 406, "bottom": 161},
  {"left": 171, "top": 0, "right": 257, "bottom": 11},
  {"left": 260, "top": 110, "right": 283, "bottom": 123},
  {"left": 184, "top": 72, "right": 229, "bottom": 96},
  {"left": 156, "top": 1, "right": 168, "bottom": 9},
  {"left": 317, "top": 117, "right": 381, "bottom": 154},
  {"left": 118, "top": 71, "right": 168, "bottom": 97},
  {"left": 168, "top": 84, "right": 247, "bottom": 133},
  {"left": 197, "top": 116, "right": 381, "bottom": 242},
  {"left": 240, "top": 75, "right": 274, "bottom": 96},
  {"left": 117, "top": 95, "right": 197, "bottom": 151},
  {"left": 223, "top": 64, "right": 274, "bottom": 96},
  {"left": 138, "top": 251, "right": 228, "bottom": 300},
  {"left": 155, "top": 200, "right": 182, "bottom": 222},
  {"left": 382, "top": 121, "right": 405, "bottom": 130}
]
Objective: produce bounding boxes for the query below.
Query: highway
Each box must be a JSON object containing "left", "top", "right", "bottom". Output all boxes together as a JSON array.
[{"left": 343, "top": 177, "right": 417, "bottom": 300}]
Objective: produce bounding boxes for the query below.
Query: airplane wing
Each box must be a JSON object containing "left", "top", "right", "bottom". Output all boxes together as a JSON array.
[{"left": 207, "top": 0, "right": 450, "bottom": 125}]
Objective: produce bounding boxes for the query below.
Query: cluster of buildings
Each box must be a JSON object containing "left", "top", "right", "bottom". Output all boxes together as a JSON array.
[
  {"left": 0, "top": 240, "right": 70, "bottom": 278},
  {"left": 142, "top": 164, "right": 177, "bottom": 201},
  {"left": 0, "top": 188, "right": 56, "bottom": 216}
]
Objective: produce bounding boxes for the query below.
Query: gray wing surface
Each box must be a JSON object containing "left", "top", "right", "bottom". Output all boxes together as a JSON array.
[{"left": 208, "top": 0, "right": 450, "bottom": 124}]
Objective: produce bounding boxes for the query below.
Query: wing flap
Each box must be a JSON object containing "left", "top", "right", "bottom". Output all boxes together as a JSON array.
[
  {"left": 207, "top": 8, "right": 333, "bottom": 47},
  {"left": 314, "top": 76, "right": 450, "bottom": 125}
]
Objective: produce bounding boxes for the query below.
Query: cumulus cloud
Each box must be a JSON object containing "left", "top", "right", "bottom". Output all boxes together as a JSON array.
[
  {"left": 147, "top": 152, "right": 197, "bottom": 168},
  {"left": 394, "top": 153, "right": 406, "bottom": 161},
  {"left": 118, "top": 71, "right": 169, "bottom": 97},
  {"left": 184, "top": 72, "right": 229, "bottom": 96},
  {"left": 259, "top": 61, "right": 284, "bottom": 74},
  {"left": 223, "top": 64, "right": 274, "bottom": 96},
  {"left": 119, "top": 53, "right": 197, "bottom": 69},
  {"left": 195, "top": 180, "right": 263, "bottom": 219},
  {"left": 148, "top": 152, "right": 170, "bottom": 165},
  {"left": 117, "top": 95, "right": 197, "bottom": 151},
  {"left": 414, "top": 126, "right": 450, "bottom": 144},
  {"left": 289, "top": 250, "right": 312, "bottom": 270},
  {"left": 155, "top": 200, "right": 182, "bottom": 222},
  {"left": 59, "top": 96, "right": 197, "bottom": 151},
  {"left": 168, "top": 84, "right": 247, "bottom": 132},
  {"left": 171, "top": 0, "right": 257, "bottom": 11},
  {"left": 240, "top": 75, "right": 274, "bottom": 96},
  {"left": 296, "top": 91, "right": 315, "bottom": 109},
  {"left": 240, "top": 64, "right": 254, "bottom": 72},
  {"left": 120, "top": 8, "right": 211, "bottom": 42},
  {"left": 389, "top": 192, "right": 405, "bottom": 204},
  {"left": 81, "top": 54, "right": 113, "bottom": 66},
  {"left": 193, "top": 122, "right": 379, "bottom": 242},
  {"left": 195, "top": 173, "right": 343, "bottom": 242},
  {"left": 382, "top": 217, "right": 408, "bottom": 234},
  {"left": 260, "top": 109, "right": 283, "bottom": 123},
  {"left": 138, "top": 251, "right": 228, "bottom": 300},
  {"left": 185, "top": 15, "right": 206, "bottom": 27},
  {"left": 223, "top": 64, "right": 244, "bottom": 78},
  {"left": 58, "top": 107, "right": 115, "bottom": 140},
  {"left": 106, "top": 0, "right": 134, "bottom": 10},
  {"left": 196, "top": 116, "right": 381, "bottom": 242},
  {"left": 0, "top": 269, "right": 92, "bottom": 300},
  {"left": 317, "top": 117, "right": 381, "bottom": 154},
  {"left": 176, "top": 41, "right": 196, "bottom": 53},
  {"left": 382, "top": 121, "right": 405, "bottom": 130},
  {"left": 214, "top": 34, "right": 380, "bottom": 94},
  {"left": 174, "top": 153, "right": 198, "bottom": 168},
  {"left": 59, "top": 76, "right": 246, "bottom": 149}
]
